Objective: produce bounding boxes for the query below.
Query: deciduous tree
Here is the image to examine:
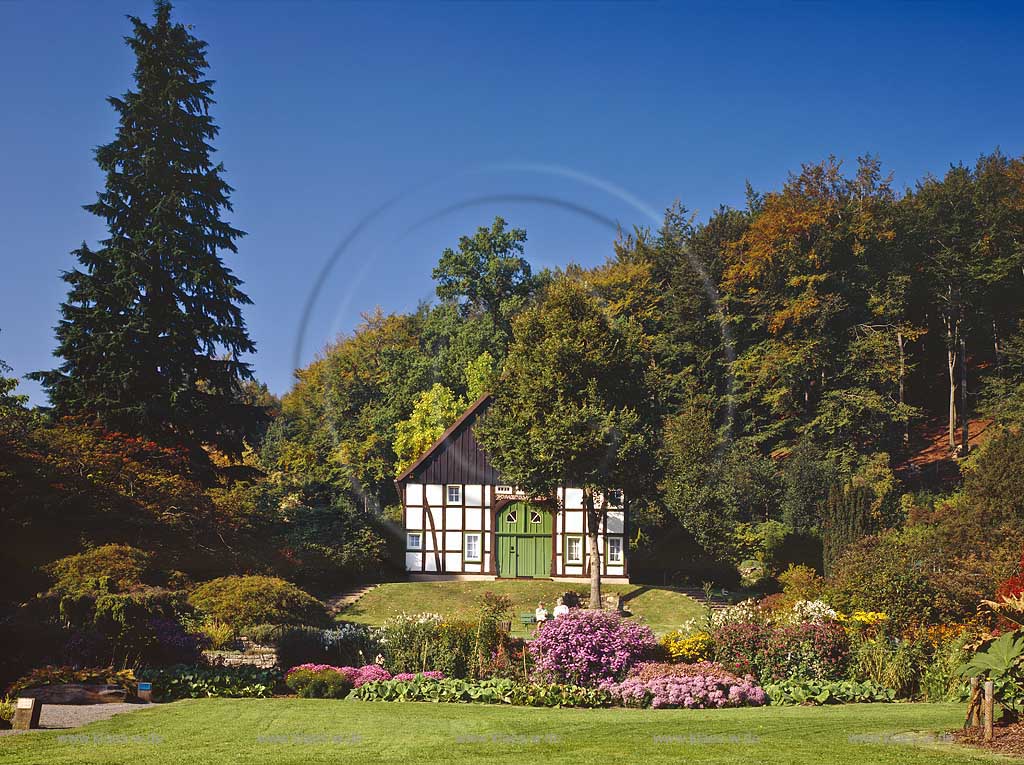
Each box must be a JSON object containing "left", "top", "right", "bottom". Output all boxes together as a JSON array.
[{"left": 475, "top": 277, "right": 656, "bottom": 608}]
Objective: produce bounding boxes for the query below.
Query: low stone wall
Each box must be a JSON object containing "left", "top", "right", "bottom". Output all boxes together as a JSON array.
[{"left": 202, "top": 647, "right": 277, "bottom": 670}]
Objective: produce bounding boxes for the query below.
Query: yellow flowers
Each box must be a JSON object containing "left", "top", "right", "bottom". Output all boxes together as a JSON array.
[
  {"left": 833, "top": 610, "right": 889, "bottom": 634},
  {"left": 842, "top": 610, "right": 888, "bottom": 627},
  {"left": 660, "top": 630, "right": 713, "bottom": 663}
]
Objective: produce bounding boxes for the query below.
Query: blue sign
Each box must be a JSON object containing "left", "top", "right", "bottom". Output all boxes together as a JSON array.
[{"left": 138, "top": 682, "right": 152, "bottom": 691}]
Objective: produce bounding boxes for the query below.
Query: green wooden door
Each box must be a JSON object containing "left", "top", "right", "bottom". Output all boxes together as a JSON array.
[{"left": 496, "top": 502, "right": 552, "bottom": 578}]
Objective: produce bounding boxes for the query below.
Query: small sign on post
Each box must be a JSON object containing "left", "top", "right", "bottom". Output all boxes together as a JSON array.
[
  {"left": 137, "top": 682, "right": 153, "bottom": 703},
  {"left": 12, "top": 697, "right": 42, "bottom": 730}
]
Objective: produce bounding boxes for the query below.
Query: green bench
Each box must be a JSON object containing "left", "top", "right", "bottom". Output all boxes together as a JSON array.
[{"left": 519, "top": 612, "right": 536, "bottom": 627}]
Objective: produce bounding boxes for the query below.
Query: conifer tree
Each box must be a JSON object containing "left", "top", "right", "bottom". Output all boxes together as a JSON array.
[
  {"left": 33, "top": 1, "right": 262, "bottom": 458},
  {"left": 821, "top": 483, "right": 872, "bottom": 576}
]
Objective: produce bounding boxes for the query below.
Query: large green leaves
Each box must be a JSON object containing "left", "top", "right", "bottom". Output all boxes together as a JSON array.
[{"left": 959, "top": 631, "right": 1024, "bottom": 677}]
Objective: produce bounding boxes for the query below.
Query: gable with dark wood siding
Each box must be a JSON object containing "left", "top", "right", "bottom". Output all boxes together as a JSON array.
[{"left": 396, "top": 394, "right": 499, "bottom": 486}]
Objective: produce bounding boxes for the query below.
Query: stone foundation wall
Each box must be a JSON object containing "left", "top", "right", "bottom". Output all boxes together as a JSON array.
[{"left": 202, "top": 647, "right": 278, "bottom": 670}]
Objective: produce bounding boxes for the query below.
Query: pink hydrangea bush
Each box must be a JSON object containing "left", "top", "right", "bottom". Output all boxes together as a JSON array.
[
  {"left": 625, "top": 661, "right": 741, "bottom": 683},
  {"left": 529, "top": 609, "right": 657, "bottom": 686},
  {"left": 603, "top": 661, "right": 767, "bottom": 709}
]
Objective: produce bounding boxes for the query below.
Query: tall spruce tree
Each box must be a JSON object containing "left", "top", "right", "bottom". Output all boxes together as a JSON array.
[{"left": 33, "top": 1, "right": 261, "bottom": 459}]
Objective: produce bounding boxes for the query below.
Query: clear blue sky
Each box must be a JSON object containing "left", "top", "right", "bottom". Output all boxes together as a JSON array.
[{"left": 3, "top": 1, "right": 1023, "bottom": 405}]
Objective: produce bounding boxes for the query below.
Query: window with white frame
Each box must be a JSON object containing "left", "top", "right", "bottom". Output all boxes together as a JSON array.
[
  {"left": 565, "top": 535, "right": 583, "bottom": 564},
  {"left": 607, "top": 536, "right": 623, "bottom": 564},
  {"left": 505, "top": 508, "right": 517, "bottom": 525},
  {"left": 447, "top": 485, "right": 462, "bottom": 505},
  {"left": 463, "top": 533, "right": 482, "bottom": 562},
  {"left": 407, "top": 532, "right": 422, "bottom": 550},
  {"left": 529, "top": 509, "right": 542, "bottom": 525}
]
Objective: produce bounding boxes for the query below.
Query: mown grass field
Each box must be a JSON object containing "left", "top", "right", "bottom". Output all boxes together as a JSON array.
[
  {"left": 337, "top": 581, "right": 705, "bottom": 635},
  {"left": 0, "top": 699, "right": 1005, "bottom": 765}
]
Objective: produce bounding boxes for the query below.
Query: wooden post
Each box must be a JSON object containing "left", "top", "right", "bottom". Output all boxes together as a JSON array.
[
  {"left": 970, "top": 677, "right": 980, "bottom": 727},
  {"left": 984, "top": 680, "right": 995, "bottom": 742},
  {"left": 12, "top": 698, "right": 42, "bottom": 730}
]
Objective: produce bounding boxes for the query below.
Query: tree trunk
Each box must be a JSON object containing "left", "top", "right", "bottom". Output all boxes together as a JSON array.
[
  {"left": 960, "top": 332, "right": 969, "bottom": 457},
  {"left": 584, "top": 489, "right": 602, "bottom": 610},
  {"left": 946, "top": 346, "right": 957, "bottom": 452},
  {"left": 994, "top": 319, "right": 1002, "bottom": 367}
]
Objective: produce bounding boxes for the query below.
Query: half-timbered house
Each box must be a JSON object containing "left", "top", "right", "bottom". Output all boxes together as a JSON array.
[{"left": 396, "top": 395, "right": 629, "bottom": 581}]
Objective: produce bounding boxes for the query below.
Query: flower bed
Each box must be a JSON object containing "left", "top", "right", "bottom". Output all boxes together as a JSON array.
[
  {"left": 350, "top": 677, "right": 613, "bottom": 708},
  {"left": 602, "top": 661, "right": 767, "bottom": 709},
  {"left": 285, "top": 663, "right": 444, "bottom": 698},
  {"left": 7, "top": 666, "right": 137, "bottom": 697},
  {"left": 137, "top": 664, "right": 280, "bottom": 701}
]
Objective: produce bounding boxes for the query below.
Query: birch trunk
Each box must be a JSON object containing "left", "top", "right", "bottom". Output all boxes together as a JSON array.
[
  {"left": 960, "top": 332, "right": 969, "bottom": 456},
  {"left": 946, "top": 343, "right": 957, "bottom": 452},
  {"left": 584, "top": 489, "right": 602, "bottom": 610}
]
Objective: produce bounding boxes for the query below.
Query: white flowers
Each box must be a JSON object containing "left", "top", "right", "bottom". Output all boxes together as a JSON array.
[
  {"left": 709, "top": 600, "right": 761, "bottom": 630},
  {"left": 787, "top": 600, "right": 838, "bottom": 624}
]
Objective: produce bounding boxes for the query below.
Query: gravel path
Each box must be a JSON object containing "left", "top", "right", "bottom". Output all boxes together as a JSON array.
[{"left": 1, "top": 702, "right": 150, "bottom": 736}]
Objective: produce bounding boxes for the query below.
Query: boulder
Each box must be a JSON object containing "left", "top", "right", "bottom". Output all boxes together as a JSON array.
[{"left": 19, "top": 683, "right": 130, "bottom": 705}]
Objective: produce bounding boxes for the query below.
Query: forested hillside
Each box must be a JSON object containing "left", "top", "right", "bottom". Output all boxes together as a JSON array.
[{"left": 6, "top": 151, "right": 1024, "bottom": 607}]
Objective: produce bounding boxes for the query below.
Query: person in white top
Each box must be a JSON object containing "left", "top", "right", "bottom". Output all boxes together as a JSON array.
[
  {"left": 552, "top": 597, "right": 569, "bottom": 618},
  {"left": 534, "top": 602, "right": 549, "bottom": 623}
]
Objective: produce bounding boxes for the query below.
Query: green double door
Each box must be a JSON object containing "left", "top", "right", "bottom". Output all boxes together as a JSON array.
[{"left": 496, "top": 501, "right": 552, "bottom": 578}]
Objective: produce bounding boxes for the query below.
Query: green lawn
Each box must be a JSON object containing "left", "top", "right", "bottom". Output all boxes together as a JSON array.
[
  {"left": 338, "top": 581, "right": 705, "bottom": 635},
  {"left": 0, "top": 699, "right": 1006, "bottom": 764}
]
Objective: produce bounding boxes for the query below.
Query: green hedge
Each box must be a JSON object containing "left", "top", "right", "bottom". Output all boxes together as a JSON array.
[
  {"left": 350, "top": 677, "right": 613, "bottom": 708},
  {"left": 137, "top": 664, "right": 281, "bottom": 701}
]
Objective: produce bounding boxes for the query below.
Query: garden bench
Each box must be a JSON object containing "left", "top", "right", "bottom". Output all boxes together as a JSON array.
[{"left": 519, "top": 612, "right": 536, "bottom": 627}]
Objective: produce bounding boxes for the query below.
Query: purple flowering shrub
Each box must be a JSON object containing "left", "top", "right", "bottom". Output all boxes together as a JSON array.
[
  {"left": 604, "top": 663, "right": 767, "bottom": 709},
  {"left": 62, "top": 617, "right": 205, "bottom": 668},
  {"left": 529, "top": 609, "right": 656, "bottom": 686}
]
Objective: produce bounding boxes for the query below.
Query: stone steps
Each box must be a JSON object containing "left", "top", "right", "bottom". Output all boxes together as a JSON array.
[
  {"left": 324, "top": 584, "right": 378, "bottom": 615},
  {"left": 675, "top": 588, "right": 731, "bottom": 611}
]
